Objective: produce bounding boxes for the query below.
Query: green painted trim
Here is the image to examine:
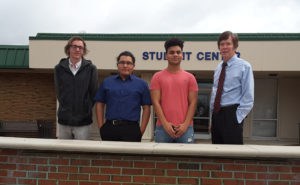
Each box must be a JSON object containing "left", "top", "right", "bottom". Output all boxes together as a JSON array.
[
  {"left": 0, "top": 45, "right": 28, "bottom": 49},
  {"left": 0, "top": 65, "right": 29, "bottom": 68},
  {"left": 29, "top": 33, "right": 300, "bottom": 41}
]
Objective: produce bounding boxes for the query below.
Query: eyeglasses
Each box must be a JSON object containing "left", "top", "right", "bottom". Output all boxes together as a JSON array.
[
  {"left": 70, "top": 45, "right": 84, "bottom": 50},
  {"left": 117, "top": 61, "right": 134, "bottom": 66}
]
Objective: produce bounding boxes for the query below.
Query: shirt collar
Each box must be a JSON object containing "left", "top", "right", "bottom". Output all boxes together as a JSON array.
[
  {"left": 69, "top": 59, "right": 82, "bottom": 69},
  {"left": 115, "top": 74, "right": 133, "bottom": 81},
  {"left": 224, "top": 54, "right": 238, "bottom": 67}
]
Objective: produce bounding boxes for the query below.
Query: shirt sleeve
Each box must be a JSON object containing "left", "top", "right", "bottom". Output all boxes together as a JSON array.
[
  {"left": 89, "top": 64, "right": 99, "bottom": 104},
  {"left": 54, "top": 65, "right": 60, "bottom": 101},
  {"left": 236, "top": 64, "right": 254, "bottom": 123},
  {"left": 150, "top": 73, "right": 160, "bottom": 90},
  {"left": 189, "top": 74, "right": 199, "bottom": 92},
  {"left": 141, "top": 82, "right": 152, "bottom": 105},
  {"left": 94, "top": 81, "right": 106, "bottom": 103}
]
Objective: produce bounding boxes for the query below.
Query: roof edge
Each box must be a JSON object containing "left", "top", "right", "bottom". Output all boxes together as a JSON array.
[
  {"left": 29, "top": 33, "right": 300, "bottom": 41},
  {"left": 0, "top": 45, "right": 29, "bottom": 49},
  {"left": 0, "top": 45, "right": 29, "bottom": 69}
]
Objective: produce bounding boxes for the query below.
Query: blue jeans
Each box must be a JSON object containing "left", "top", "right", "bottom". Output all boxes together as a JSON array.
[{"left": 154, "top": 125, "right": 194, "bottom": 143}]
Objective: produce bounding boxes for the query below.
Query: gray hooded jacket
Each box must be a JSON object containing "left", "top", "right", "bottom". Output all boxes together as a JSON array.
[{"left": 54, "top": 58, "right": 98, "bottom": 126}]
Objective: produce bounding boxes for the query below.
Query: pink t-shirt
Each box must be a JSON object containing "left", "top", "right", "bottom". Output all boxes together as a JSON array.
[{"left": 150, "top": 69, "right": 199, "bottom": 126}]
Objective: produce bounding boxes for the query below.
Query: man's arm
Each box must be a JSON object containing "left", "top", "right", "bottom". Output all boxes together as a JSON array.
[
  {"left": 237, "top": 65, "right": 254, "bottom": 123},
  {"left": 174, "top": 90, "right": 198, "bottom": 137},
  {"left": 54, "top": 67, "right": 61, "bottom": 102},
  {"left": 90, "top": 65, "right": 99, "bottom": 104},
  {"left": 95, "top": 102, "right": 105, "bottom": 128},
  {"left": 140, "top": 105, "right": 151, "bottom": 135},
  {"left": 150, "top": 89, "right": 176, "bottom": 138}
]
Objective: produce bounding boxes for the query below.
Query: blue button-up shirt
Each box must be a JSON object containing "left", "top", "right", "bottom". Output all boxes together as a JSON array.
[
  {"left": 94, "top": 74, "right": 151, "bottom": 122},
  {"left": 210, "top": 54, "right": 254, "bottom": 123}
]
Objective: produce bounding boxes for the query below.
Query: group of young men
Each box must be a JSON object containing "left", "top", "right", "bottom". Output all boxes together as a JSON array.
[{"left": 54, "top": 31, "right": 254, "bottom": 144}]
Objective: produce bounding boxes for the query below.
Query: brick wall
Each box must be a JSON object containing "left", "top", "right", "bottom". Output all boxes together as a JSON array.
[
  {"left": 0, "top": 149, "right": 299, "bottom": 185},
  {"left": 0, "top": 72, "right": 56, "bottom": 121}
]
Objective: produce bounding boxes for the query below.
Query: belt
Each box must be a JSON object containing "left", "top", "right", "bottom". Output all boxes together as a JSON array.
[
  {"left": 106, "top": 120, "right": 138, "bottom": 126},
  {"left": 220, "top": 104, "right": 239, "bottom": 111}
]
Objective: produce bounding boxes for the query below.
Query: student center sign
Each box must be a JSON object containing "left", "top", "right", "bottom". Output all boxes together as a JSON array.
[{"left": 1, "top": 33, "right": 300, "bottom": 145}]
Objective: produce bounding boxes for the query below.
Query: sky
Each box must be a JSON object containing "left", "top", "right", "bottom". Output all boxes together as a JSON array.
[{"left": 1, "top": 0, "right": 300, "bottom": 45}]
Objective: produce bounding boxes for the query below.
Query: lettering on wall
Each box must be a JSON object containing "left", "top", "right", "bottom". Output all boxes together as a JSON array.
[{"left": 142, "top": 51, "right": 241, "bottom": 61}]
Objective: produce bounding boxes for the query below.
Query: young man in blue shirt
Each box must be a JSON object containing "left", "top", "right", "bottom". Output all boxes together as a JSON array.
[
  {"left": 94, "top": 51, "right": 151, "bottom": 142},
  {"left": 210, "top": 31, "right": 254, "bottom": 144}
]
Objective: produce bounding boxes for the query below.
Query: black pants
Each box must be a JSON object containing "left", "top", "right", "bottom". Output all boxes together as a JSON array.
[
  {"left": 100, "top": 121, "right": 142, "bottom": 142},
  {"left": 211, "top": 104, "right": 244, "bottom": 144}
]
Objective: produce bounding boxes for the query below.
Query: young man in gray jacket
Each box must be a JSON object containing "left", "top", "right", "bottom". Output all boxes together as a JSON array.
[{"left": 54, "top": 36, "right": 98, "bottom": 139}]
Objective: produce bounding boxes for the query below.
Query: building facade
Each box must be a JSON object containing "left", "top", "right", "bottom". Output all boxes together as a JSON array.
[{"left": 1, "top": 33, "right": 300, "bottom": 144}]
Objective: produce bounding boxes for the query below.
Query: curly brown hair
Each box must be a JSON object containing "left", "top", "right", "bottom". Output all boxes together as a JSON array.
[{"left": 64, "top": 36, "right": 88, "bottom": 56}]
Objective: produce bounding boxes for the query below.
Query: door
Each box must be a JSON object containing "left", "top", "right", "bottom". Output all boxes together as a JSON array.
[{"left": 194, "top": 82, "right": 212, "bottom": 139}]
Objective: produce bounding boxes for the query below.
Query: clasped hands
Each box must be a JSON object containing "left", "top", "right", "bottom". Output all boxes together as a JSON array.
[{"left": 163, "top": 122, "right": 188, "bottom": 138}]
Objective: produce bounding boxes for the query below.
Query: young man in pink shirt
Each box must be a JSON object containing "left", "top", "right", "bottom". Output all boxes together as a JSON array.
[{"left": 150, "top": 38, "right": 198, "bottom": 143}]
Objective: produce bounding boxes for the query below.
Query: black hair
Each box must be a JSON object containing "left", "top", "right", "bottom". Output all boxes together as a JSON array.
[
  {"left": 164, "top": 38, "right": 184, "bottom": 52},
  {"left": 116, "top": 51, "right": 136, "bottom": 64}
]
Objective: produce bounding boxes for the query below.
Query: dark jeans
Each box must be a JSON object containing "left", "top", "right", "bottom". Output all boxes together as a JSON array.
[
  {"left": 100, "top": 121, "right": 142, "bottom": 142},
  {"left": 211, "top": 104, "right": 244, "bottom": 144}
]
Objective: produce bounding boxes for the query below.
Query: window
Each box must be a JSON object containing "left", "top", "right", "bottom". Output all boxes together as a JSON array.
[{"left": 252, "top": 79, "right": 278, "bottom": 138}]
